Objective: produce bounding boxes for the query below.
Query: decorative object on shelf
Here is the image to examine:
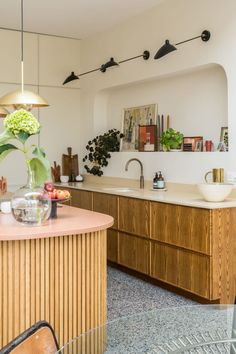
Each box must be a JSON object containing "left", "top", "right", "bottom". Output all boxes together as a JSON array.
[
  {"left": 0, "top": 0, "right": 48, "bottom": 110},
  {"left": 220, "top": 127, "right": 228, "bottom": 151},
  {"left": 120, "top": 104, "right": 157, "bottom": 151},
  {"left": 160, "top": 128, "right": 184, "bottom": 151},
  {"left": 139, "top": 125, "right": 157, "bottom": 151},
  {"left": 63, "top": 50, "right": 150, "bottom": 84},
  {"left": 83, "top": 129, "right": 123, "bottom": 176},
  {"left": 0, "top": 109, "right": 51, "bottom": 225},
  {"left": 157, "top": 114, "right": 171, "bottom": 151},
  {"left": 205, "top": 140, "right": 213, "bottom": 152},
  {"left": 62, "top": 147, "right": 79, "bottom": 182},
  {"left": 183, "top": 136, "right": 203, "bottom": 152},
  {"left": 51, "top": 161, "right": 61, "bottom": 182},
  {"left": 154, "top": 30, "right": 211, "bottom": 60},
  {"left": 205, "top": 168, "right": 224, "bottom": 183},
  {"left": 0, "top": 177, "right": 7, "bottom": 194}
]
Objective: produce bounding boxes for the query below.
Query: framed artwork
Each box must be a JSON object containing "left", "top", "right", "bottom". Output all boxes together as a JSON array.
[
  {"left": 139, "top": 125, "right": 157, "bottom": 152},
  {"left": 183, "top": 136, "right": 203, "bottom": 152},
  {"left": 120, "top": 104, "right": 157, "bottom": 151},
  {"left": 220, "top": 127, "right": 228, "bottom": 151}
]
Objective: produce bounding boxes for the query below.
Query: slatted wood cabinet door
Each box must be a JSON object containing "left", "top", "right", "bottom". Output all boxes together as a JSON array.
[{"left": 93, "top": 192, "right": 118, "bottom": 262}]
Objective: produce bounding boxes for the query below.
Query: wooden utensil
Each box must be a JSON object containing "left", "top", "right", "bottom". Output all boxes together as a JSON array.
[
  {"left": 62, "top": 147, "right": 79, "bottom": 182},
  {"left": 51, "top": 161, "right": 61, "bottom": 182}
]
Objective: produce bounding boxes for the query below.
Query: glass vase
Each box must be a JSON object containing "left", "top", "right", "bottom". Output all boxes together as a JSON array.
[{"left": 11, "top": 170, "right": 52, "bottom": 226}]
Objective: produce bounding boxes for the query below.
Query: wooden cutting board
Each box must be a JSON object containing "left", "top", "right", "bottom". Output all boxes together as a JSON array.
[{"left": 62, "top": 147, "right": 79, "bottom": 181}]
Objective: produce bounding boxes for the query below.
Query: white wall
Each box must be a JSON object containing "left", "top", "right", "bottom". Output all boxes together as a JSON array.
[
  {"left": 107, "top": 65, "right": 227, "bottom": 146},
  {"left": 79, "top": 0, "right": 236, "bottom": 183},
  {"left": 0, "top": 30, "right": 81, "bottom": 185}
]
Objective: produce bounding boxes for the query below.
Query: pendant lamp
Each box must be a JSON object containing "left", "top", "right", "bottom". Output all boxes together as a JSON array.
[
  {"left": 0, "top": 0, "right": 48, "bottom": 110},
  {"left": 0, "top": 107, "right": 9, "bottom": 118}
]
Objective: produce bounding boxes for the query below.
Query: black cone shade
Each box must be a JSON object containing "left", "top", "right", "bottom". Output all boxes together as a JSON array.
[
  {"left": 154, "top": 40, "right": 177, "bottom": 59},
  {"left": 100, "top": 58, "right": 119, "bottom": 73},
  {"left": 63, "top": 71, "right": 79, "bottom": 85}
]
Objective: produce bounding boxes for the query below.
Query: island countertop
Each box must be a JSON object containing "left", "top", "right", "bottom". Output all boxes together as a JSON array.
[{"left": 0, "top": 204, "right": 114, "bottom": 241}]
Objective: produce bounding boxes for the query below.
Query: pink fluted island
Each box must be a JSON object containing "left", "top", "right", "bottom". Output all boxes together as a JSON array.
[{"left": 0, "top": 205, "right": 113, "bottom": 349}]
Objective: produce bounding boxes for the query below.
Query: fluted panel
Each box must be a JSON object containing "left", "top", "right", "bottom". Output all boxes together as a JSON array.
[{"left": 0, "top": 230, "right": 107, "bottom": 349}]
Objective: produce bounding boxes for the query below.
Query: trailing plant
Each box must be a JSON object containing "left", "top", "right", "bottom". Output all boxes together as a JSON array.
[
  {"left": 160, "top": 128, "right": 184, "bottom": 151},
  {"left": 83, "top": 129, "right": 124, "bottom": 176},
  {"left": 0, "top": 109, "right": 50, "bottom": 186}
]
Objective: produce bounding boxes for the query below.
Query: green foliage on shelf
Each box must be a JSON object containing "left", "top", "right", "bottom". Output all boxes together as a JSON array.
[
  {"left": 160, "top": 128, "right": 184, "bottom": 151},
  {"left": 83, "top": 129, "right": 124, "bottom": 176}
]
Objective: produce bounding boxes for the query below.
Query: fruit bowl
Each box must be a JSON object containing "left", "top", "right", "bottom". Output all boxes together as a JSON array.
[
  {"left": 50, "top": 197, "right": 71, "bottom": 219},
  {"left": 197, "top": 183, "right": 233, "bottom": 202}
]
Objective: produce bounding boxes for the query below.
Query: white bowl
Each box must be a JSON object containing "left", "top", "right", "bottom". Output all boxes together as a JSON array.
[
  {"left": 60, "top": 175, "right": 69, "bottom": 183},
  {"left": 197, "top": 183, "right": 233, "bottom": 202}
]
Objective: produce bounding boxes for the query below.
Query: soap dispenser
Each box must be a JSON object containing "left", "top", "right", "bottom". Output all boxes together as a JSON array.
[
  {"left": 153, "top": 173, "right": 158, "bottom": 189},
  {"left": 157, "top": 171, "right": 165, "bottom": 190}
]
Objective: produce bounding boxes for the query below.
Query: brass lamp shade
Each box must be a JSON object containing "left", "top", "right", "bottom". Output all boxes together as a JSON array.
[
  {"left": 0, "top": 107, "right": 9, "bottom": 118},
  {"left": 0, "top": 90, "right": 49, "bottom": 110}
]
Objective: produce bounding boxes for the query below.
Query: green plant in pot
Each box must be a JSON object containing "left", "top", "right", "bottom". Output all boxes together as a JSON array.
[
  {"left": 83, "top": 129, "right": 124, "bottom": 176},
  {"left": 0, "top": 109, "right": 52, "bottom": 225},
  {"left": 160, "top": 128, "right": 184, "bottom": 151}
]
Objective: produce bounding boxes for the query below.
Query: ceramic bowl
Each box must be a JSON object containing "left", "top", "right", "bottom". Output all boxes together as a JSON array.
[
  {"left": 197, "top": 183, "right": 233, "bottom": 202},
  {"left": 60, "top": 175, "right": 69, "bottom": 183}
]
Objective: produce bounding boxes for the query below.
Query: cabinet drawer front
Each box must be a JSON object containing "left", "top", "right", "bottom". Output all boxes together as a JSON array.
[
  {"left": 150, "top": 202, "right": 211, "bottom": 255},
  {"left": 118, "top": 233, "right": 149, "bottom": 274},
  {"left": 93, "top": 192, "right": 118, "bottom": 229},
  {"left": 119, "top": 197, "right": 149, "bottom": 237},
  {"left": 150, "top": 242, "right": 210, "bottom": 299},
  {"left": 71, "top": 190, "right": 93, "bottom": 210},
  {"left": 107, "top": 229, "right": 118, "bottom": 263}
]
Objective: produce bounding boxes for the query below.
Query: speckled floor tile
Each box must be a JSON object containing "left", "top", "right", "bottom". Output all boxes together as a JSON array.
[{"left": 107, "top": 267, "right": 196, "bottom": 321}]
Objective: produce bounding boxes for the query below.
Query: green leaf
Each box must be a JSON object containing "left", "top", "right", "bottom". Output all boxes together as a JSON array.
[
  {"left": 0, "top": 130, "right": 15, "bottom": 145},
  {"left": 32, "top": 146, "right": 46, "bottom": 158},
  {"left": 17, "top": 131, "right": 30, "bottom": 143},
  {"left": 0, "top": 143, "right": 18, "bottom": 162},
  {"left": 28, "top": 157, "right": 50, "bottom": 186}
]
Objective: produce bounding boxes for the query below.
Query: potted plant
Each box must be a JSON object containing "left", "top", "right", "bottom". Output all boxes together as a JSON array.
[
  {"left": 83, "top": 129, "right": 124, "bottom": 176},
  {"left": 160, "top": 128, "right": 184, "bottom": 151}
]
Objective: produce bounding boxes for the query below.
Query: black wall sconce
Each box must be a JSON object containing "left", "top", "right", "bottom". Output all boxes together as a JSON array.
[
  {"left": 63, "top": 50, "right": 150, "bottom": 85},
  {"left": 154, "top": 30, "right": 211, "bottom": 60}
]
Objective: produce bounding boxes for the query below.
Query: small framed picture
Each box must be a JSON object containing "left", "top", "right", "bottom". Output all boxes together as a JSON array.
[
  {"left": 183, "top": 136, "right": 203, "bottom": 152},
  {"left": 139, "top": 125, "right": 157, "bottom": 152},
  {"left": 220, "top": 127, "right": 228, "bottom": 151},
  {"left": 120, "top": 104, "right": 157, "bottom": 151}
]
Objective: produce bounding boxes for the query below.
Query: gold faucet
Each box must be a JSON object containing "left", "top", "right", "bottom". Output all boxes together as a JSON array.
[{"left": 125, "top": 158, "right": 144, "bottom": 189}]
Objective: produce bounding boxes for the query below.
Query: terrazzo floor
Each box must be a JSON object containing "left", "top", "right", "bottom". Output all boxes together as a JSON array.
[
  {"left": 107, "top": 266, "right": 196, "bottom": 321},
  {"left": 105, "top": 267, "right": 234, "bottom": 353}
]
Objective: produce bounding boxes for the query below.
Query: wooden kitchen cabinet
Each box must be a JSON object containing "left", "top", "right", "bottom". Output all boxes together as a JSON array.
[
  {"left": 70, "top": 189, "right": 93, "bottom": 210},
  {"left": 150, "top": 241, "right": 210, "bottom": 299},
  {"left": 55, "top": 186, "right": 236, "bottom": 304},
  {"left": 119, "top": 232, "right": 149, "bottom": 274},
  {"left": 119, "top": 197, "right": 150, "bottom": 238},
  {"left": 93, "top": 192, "right": 118, "bottom": 229},
  {"left": 107, "top": 229, "right": 118, "bottom": 263},
  {"left": 150, "top": 202, "right": 211, "bottom": 255}
]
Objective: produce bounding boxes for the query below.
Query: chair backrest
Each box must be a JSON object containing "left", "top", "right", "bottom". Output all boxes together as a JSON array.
[{"left": 0, "top": 321, "right": 59, "bottom": 354}]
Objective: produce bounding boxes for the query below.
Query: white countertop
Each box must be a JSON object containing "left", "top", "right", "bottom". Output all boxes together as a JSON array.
[{"left": 55, "top": 181, "right": 236, "bottom": 209}]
